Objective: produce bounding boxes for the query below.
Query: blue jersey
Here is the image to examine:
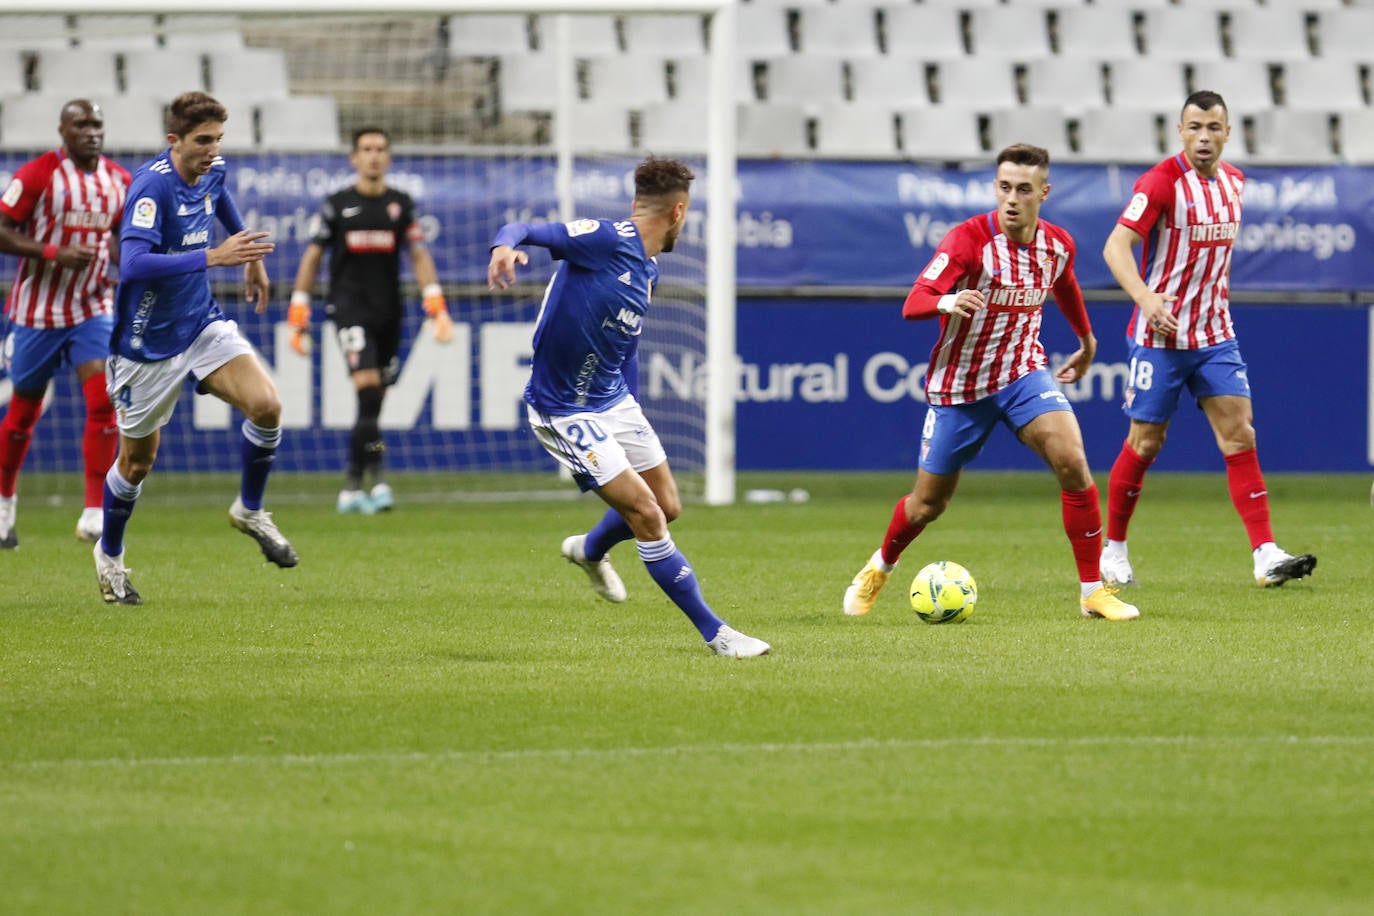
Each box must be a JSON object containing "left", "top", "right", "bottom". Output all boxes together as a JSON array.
[
  {"left": 518, "top": 218, "right": 657, "bottom": 416},
  {"left": 113, "top": 151, "right": 237, "bottom": 361}
]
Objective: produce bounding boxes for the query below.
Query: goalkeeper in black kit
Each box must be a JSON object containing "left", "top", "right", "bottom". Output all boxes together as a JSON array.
[{"left": 289, "top": 126, "right": 453, "bottom": 514}]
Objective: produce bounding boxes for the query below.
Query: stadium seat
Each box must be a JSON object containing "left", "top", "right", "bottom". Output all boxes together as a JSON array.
[
  {"left": 1053, "top": 7, "right": 1138, "bottom": 60},
  {"left": 899, "top": 107, "right": 984, "bottom": 161},
  {"left": 985, "top": 106, "right": 1070, "bottom": 157},
  {"left": 497, "top": 53, "right": 567, "bottom": 113},
  {"left": 208, "top": 49, "right": 290, "bottom": 100},
  {"left": 668, "top": 55, "right": 757, "bottom": 104},
  {"left": 967, "top": 6, "right": 1051, "bottom": 60},
  {"left": 90, "top": 94, "right": 166, "bottom": 153},
  {"left": 122, "top": 49, "right": 207, "bottom": 100},
  {"left": 1281, "top": 59, "right": 1365, "bottom": 111},
  {"left": 847, "top": 57, "right": 932, "bottom": 109},
  {"left": 812, "top": 102, "right": 900, "bottom": 158},
  {"left": 161, "top": 15, "right": 245, "bottom": 51},
  {"left": 34, "top": 49, "right": 118, "bottom": 98},
  {"left": 447, "top": 14, "right": 530, "bottom": 57},
  {"left": 1073, "top": 108, "right": 1169, "bottom": 163},
  {"left": 930, "top": 59, "right": 1017, "bottom": 110},
  {"left": 758, "top": 55, "right": 847, "bottom": 108},
  {"left": 1265, "top": 0, "right": 1342, "bottom": 9},
  {"left": 533, "top": 14, "right": 620, "bottom": 55},
  {"left": 0, "top": 15, "right": 69, "bottom": 49},
  {"left": 639, "top": 100, "right": 706, "bottom": 154},
  {"left": 1139, "top": 9, "right": 1224, "bottom": 61},
  {"left": 0, "top": 50, "right": 25, "bottom": 97},
  {"left": 72, "top": 15, "right": 158, "bottom": 49},
  {"left": 735, "top": 5, "right": 793, "bottom": 59},
  {"left": 878, "top": 5, "right": 966, "bottom": 60},
  {"left": 258, "top": 95, "right": 341, "bottom": 151},
  {"left": 556, "top": 101, "right": 633, "bottom": 152},
  {"left": 582, "top": 55, "right": 669, "bottom": 107},
  {"left": 795, "top": 4, "right": 881, "bottom": 58},
  {"left": 1248, "top": 109, "right": 1336, "bottom": 164},
  {"left": 737, "top": 102, "right": 810, "bottom": 158},
  {"left": 621, "top": 13, "right": 705, "bottom": 57},
  {"left": 1189, "top": 60, "right": 1275, "bottom": 118},
  {"left": 1023, "top": 58, "right": 1107, "bottom": 114},
  {"left": 1226, "top": 9, "right": 1312, "bottom": 61},
  {"left": 1107, "top": 59, "right": 1188, "bottom": 111},
  {"left": 0, "top": 94, "right": 72, "bottom": 151},
  {"left": 1314, "top": 9, "right": 1374, "bottom": 61},
  {"left": 1338, "top": 108, "right": 1374, "bottom": 165}
]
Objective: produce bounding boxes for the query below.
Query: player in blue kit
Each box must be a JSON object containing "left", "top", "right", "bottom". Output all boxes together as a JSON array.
[
  {"left": 487, "top": 156, "right": 770, "bottom": 657},
  {"left": 94, "top": 92, "right": 297, "bottom": 605}
]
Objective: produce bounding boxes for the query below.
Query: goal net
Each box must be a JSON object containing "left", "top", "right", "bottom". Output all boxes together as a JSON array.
[{"left": 0, "top": 0, "right": 738, "bottom": 506}]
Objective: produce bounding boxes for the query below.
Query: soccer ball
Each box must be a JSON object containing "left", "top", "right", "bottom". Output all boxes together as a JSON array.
[{"left": 909, "top": 561, "right": 977, "bottom": 624}]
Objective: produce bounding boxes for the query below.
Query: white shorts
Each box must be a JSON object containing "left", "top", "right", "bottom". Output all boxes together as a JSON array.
[
  {"left": 527, "top": 396, "right": 667, "bottom": 492},
  {"left": 107, "top": 319, "right": 255, "bottom": 438}
]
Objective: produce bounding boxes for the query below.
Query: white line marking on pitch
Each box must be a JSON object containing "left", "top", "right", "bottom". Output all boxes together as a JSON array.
[{"left": 7, "top": 734, "right": 1373, "bottom": 772}]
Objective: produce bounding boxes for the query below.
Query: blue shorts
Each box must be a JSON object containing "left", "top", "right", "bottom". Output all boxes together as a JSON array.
[
  {"left": 1122, "top": 338, "right": 1251, "bottom": 424},
  {"left": 919, "top": 369, "right": 1074, "bottom": 475},
  {"left": 2, "top": 315, "right": 113, "bottom": 392}
]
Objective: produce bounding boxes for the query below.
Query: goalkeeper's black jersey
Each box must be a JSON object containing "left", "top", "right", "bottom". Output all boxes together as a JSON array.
[{"left": 309, "top": 186, "right": 419, "bottom": 324}]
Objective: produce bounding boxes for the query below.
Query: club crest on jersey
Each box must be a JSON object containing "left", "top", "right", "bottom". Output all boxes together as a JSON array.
[
  {"left": 566, "top": 218, "right": 599, "bottom": 237},
  {"left": 131, "top": 197, "right": 156, "bottom": 229},
  {"left": 387, "top": 201, "right": 402, "bottom": 221},
  {"left": 204, "top": 194, "right": 213, "bottom": 215}
]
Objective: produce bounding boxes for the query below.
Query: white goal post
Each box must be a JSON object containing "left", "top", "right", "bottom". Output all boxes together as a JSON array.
[{"left": 16, "top": 0, "right": 741, "bottom": 505}]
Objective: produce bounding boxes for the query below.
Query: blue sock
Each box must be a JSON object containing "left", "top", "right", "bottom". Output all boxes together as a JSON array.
[
  {"left": 100, "top": 467, "right": 141, "bottom": 557},
  {"left": 239, "top": 420, "right": 280, "bottom": 511},
  {"left": 637, "top": 536, "right": 725, "bottom": 642},
  {"left": 585, "top": 508, "right": 633, "bottom": 561}
]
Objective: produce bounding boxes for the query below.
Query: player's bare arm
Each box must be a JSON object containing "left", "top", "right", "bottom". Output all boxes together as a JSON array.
[
  {"left": 245, "top": 259, "right": 271, "bottom": 313},
  {"left": 0, "top": 213, "right": 97, "bottom": 271},
  {"left": 1055, "top": 333, "right": 1097, "bottom": 384},
  {"left": 937, "top": 288, "right": 986, "bottom": 318},
  {"left": 487, "top": 245, "right": 529, "bottom": 290},
  {"left": 1103, "top": 223, "right": 1177, "bottom": 334},
  {"left": 411, "top": 241, "right": 454, "bottom": 343}
]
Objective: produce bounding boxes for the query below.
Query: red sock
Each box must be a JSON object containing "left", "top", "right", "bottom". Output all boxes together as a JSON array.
[
  {"left": 81, "top": 374, "right": 118, "bottom": 508},
  {"left": 880, "top": 494, "right": 926, "bottom": 566},
  {"left": 1061, "top": 484, "right": 1103, "bottom": 584},
  {"left": 0, "top": 392, "right": 43, "bottom": 498},
  {"left": 1106, "top": 442, "right": 1152, "bottom": 542},
  {"left": 1224, "top": 447, "right": 1273, "bottom": 549}
]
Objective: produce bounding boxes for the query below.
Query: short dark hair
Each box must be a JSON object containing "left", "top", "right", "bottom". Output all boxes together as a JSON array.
[
  {"left": 1183, "top": 91, "right": 1228, "bottom": 118},
  {"left": 996, "top": 143, "right": 1051, "bottom": 170},
  {"left": 352, "top": 126, "right": 389, "bottom": 150},
  {"left": 166, "top": 91, "right": 227, "bottom": 138},
  {"left": 634, "top": 156, "right": 694, "bottom": 202}
]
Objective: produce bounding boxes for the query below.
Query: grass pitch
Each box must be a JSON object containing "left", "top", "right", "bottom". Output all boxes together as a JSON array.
[{"left": 2, "top": 471, "right": 1371, "bottom": 914}]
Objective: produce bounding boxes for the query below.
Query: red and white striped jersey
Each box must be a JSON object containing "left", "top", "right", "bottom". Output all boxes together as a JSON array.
[
  {"left": 906, "top": 211, "right": 1090, "bottom": 406},
  {"left": 0, "top": 150, "right": 131, "bottom": 329},
  {"left": 1118, "top": 153, "right": 1242, "bottom": 350}
]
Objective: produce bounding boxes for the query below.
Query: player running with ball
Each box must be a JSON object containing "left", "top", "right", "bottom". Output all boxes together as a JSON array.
[{"left": 843, "top": 143, "right": 1141, "bottom": 622}]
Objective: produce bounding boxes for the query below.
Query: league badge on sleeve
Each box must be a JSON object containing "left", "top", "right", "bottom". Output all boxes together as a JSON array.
[
  {"left": 131, "top": 197, "right": 157, "bottom": 229},
  {"left": 1123, "top": 192, "right": 1148, "bottom": 222},
  {"left": 1, "top": 179, "right": 22, "bottom": 208},
  {"left": 566, "top": 218, "right": 600, "bottom": 237}
]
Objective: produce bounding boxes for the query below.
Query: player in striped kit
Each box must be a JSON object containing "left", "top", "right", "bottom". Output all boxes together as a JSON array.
[
  {"left": 844, "top": 144, "right": 1140, "bottom": 622},
  {"left": 1099, "top": 91, "right": 1316, "bottom": 589},
  {"left": 0, "top": 99, "right": 129, "bottom": 549},
  {"left": 487, "top": 156, "right": 771, "bottom": 657}
]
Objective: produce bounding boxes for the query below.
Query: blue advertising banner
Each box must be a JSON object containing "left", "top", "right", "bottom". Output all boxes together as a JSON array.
[{"left": 3, "top": 153, "right": 1369, "bottom": 292}]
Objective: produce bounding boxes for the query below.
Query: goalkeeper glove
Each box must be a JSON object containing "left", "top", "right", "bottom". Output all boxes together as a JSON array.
[
  {"left": 422, "top": 283, "right": 453, "bottom": 343},
  {"left": 287, "top": 290, "right": 312, "bottom": 356}
]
